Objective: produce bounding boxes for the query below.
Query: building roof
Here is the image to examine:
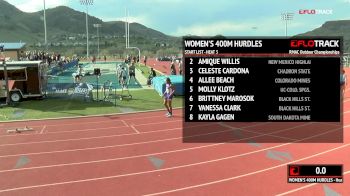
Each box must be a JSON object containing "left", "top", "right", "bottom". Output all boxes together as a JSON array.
[{"left": 1, "top": 43, "right": 26, "bottom": 50}]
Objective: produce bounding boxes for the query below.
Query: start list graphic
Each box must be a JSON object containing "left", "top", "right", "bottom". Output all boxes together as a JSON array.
[{"left": 184, "top": 37, "right": 342, "bottom": 122}]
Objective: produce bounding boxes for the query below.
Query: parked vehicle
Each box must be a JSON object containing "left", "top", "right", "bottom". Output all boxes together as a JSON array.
[{"left": 0, "top": 61, "right": 47, "bottom": 102}]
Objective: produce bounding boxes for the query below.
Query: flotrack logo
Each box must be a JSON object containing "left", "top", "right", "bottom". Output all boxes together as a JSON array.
[
  {"left": 290, "top": 40, "right": 339, "bottom": 48},
  {"left": 299, "top": 9, "right": 333, "bottom": 15}
]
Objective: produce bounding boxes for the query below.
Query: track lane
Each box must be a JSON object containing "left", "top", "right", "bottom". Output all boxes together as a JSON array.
[
  {"left": 0, "top": 130, "right": 347, "bottom": 196},
  {"left": 0, "top": 123, "right": 346, "bottom": 195},
  {"left": 0, "top": 81, "right": 349, "bottom": 194},
  {"left": 0, "top": 122, "right": 326, "bottom": 171}
]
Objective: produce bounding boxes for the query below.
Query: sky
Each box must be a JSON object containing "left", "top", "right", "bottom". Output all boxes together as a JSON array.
[{"left": 4, "top": 0, "right": 350, "bottom": 36}]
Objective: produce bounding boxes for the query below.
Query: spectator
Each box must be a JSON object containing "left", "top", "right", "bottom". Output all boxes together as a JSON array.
[
  {"left": 128, "top": 62, "right": 136, "bottom": 85},
  {"left": 119, "top": 67, "right": 127, "bottom": 89},
  {"left": 79, "top": 65, "right": 84, "bottom": 76},
  {"left": 147, "top": 68, "right": 157, "bottom": 86},
  {"left": 116, "top": 64, "right": 123, "bottom": 85},
  {"left": 128, "top": 55, "right": 131, "bottom": 63},
  {"left": 170, "top": 62, "right": 176, "bottom": 75},
  {"left": 150, "top": 67, "right": 157, "bottom": 78},
  {"left": 144, "top": 56, "right": 147, "bottom": 66},
  {"left": 178, "top": 60, "right": 183, "bottom": 75},
  {"left": 74, "top": 74, "right": 81, "bottom": 83}
]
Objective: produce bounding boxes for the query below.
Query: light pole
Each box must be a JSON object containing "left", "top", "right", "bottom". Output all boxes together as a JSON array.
[
  {"left": 125, "top": 9, "right": 141, "bottom": 62},
  {"left": 80, "top": 0, "right": 93, "bottom": 59},
  {"left": 93, "top": 24, "right": 101, "bottom": 59},
  {"left": 127, "top": 10, "right": 130, "bottom": 48},
  {"left": 43, "top": 0, "right": 47, "bottom": 50},
  {"left": 281, "top": 12, "right": 294, "bottom": 37},
  {"left": 125, "top": 8, "right": 128, "bottom": 48}
]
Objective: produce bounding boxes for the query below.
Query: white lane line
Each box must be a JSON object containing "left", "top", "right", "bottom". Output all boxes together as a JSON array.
[
  {"left": 44, "top": 120, "right": 181, "bottom": 135},
  {"left": 0, "top": 125, "right": 128, "bottom": 138},
  {"left": 0, "top": 111, "right": 342, "bottom": 138},
  {"left": 144, "top": 143, "right": 350, "bottom": 196},
  {"left": 276, "top": 170, "right": 350, "bottom": 196},
  {"left": 121, "top": 120, "right": 129, "bottom": 127},
  {"left": 46, "top": 119, "right": 127, "bottom": 127},
  {"left": 0, "top": 118, "right": 181, "bottom": 137},
  {"left": 0, "top": 116, "right": 182, "bottom": 132},
  {"left": 0, "top": 135, "right": 348, "bottom": 194},
  {"left": 317, "top": 122, "right": 343, "bottom": 127},
  {"left": 38, "top": 115, "right": 340, "bottom": 138},
  {"left": 133, "top": 120, "right": 182, "bottom": 127},
  {"left": 0, "top": 129, "right": 232, "bottom": 158},
  {"left": 0, "top": 122, "right": 270, "bottom": 158},
  {"left": 40, "top": 126, "right": 46, "bottom": 134},
  {"left": 218, "top": 122, "right": 309, "bottom": 141},
  {"left": 0, "top": 121, "right": 267, "bottom": 148},
  {"left": 130, "top": 124, "right": 140, "bottom": 134},
  {"left": 0, "top": 108, "right": 183, "bottom": 124},
  {"left": 0, "top": 142, "right": 216, "bottom": 173},
  {"left": 0, "top": 123, "right": 212, "bottom": 147},
  {"left": 44, "top": 114, "right": 180, "bottom": 128},
  {"left": 0, "top": 122, "right": 343, "bottom": 161}
]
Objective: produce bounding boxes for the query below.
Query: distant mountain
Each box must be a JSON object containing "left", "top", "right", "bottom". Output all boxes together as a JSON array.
[
  {"left": 0, "top": 0, "right": 173, "bottom": 43},
  {"left": 1, "top": 0, "right": 350, "bottom": 54},
  {"left": 296, "top": 20, "right": 350, "bottom": 52}
]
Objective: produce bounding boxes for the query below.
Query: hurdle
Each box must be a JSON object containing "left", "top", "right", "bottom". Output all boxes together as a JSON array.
[{"left": 7, "top": 126, "right": 34, "bottom": 133}]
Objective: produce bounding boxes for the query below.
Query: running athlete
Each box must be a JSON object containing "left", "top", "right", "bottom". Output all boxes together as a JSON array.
[{"left": 163, "top": 78, "right": 175, "bottom": 117}]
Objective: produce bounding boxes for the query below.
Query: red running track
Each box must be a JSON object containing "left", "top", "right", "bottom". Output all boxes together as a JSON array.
[{"left": 0, "top": 90, "right": 349, "bottom": 195}]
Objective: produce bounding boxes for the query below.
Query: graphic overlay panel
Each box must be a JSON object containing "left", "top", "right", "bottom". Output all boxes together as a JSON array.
[
  {"left": 288, "top": 164, "right": 343, "bottom": 183},
  {"left": 183, "top": 37, "right": 343, "bottom": 143}
]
